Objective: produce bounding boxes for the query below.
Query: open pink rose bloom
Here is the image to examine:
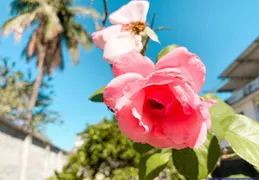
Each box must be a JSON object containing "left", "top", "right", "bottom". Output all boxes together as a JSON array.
[
  {"left": 104, "top": 47, "right": 215, "bottom": 149},
  {"left": 92, "top": 0, "right": 159, "bottom": 63}
]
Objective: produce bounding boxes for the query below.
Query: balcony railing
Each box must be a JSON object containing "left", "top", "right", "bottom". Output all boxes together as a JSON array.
[{"left": 226, "top": 76, "right": 259, "bottom": 105}]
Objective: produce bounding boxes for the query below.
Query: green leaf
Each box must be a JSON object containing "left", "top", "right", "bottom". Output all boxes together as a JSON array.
[
  {"left": 68, "top": 6, "right": 101, "bottom": 19},
  {"left": 220, "top": 114, "right": 259, "bottom": 168},
  {"left": 173, "top": 132, "right": 220, "bottom": 180},
  {"left": 228, "top": 174, "right": 251, "bottom": 178},
  {"left": 139, "top": 151, "right": 171, "bottom": 180},
  {"left": 89, "top": 86, "right": 105, "bottom": 102},
  {"left": 202, "top": 93, "right": 235, "bottom": 140},
  {"left": 133, "top": 143, "right": 154, "bottom": 154},
  {"left": 156, "top": 44, "right": 179, "bottom": 61}
]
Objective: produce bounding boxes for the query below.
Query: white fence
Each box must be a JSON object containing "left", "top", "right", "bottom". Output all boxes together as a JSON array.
[{"left": 0, "top": 117, "right": 67, "bottom": 180}]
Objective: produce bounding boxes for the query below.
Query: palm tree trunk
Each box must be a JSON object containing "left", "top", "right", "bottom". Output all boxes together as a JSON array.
[
  {"left": 20, "top": 47, "right": 45, "bottom": 180},
  {"left": 24, "top": 47, "right": 45, "bottom": 129}
]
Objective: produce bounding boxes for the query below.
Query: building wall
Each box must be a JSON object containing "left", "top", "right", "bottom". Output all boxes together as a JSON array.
[
  {"left": 221, "top": 91, "right": 259, "bottom": 148},
  {"left": 0, "top": 122, "right": 67, "bottom": 180},
  {"left": 71, "top": 134, "right": 85, "bottom": 153},
  {"left": 232, "top": 98, "right": 259, "bottom": 122}
]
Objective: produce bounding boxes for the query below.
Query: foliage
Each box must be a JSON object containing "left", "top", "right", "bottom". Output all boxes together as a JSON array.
[
  {"left": 2, "top": 0, "right": 100, "bottom": 131},
  {"left": 202, "top": 93, "right": 235, "bottom": 141},
  {"left": 172, "top": 132, "right": 220, "bottom": 180},
  {"left": 156, "top": 44, "right": 179, "bottom": 61},
  {"left": 49, "top": 117, "right": 141, "bottom": 180},
  {"left": 139, "top": 150, "right": 171, "bottom": 180},
  {"left": 0, "top": 57, "right": 60, "bottom": 133},
  {"left": 88, "top": 86, "right": 105, "bottom": 103},
  {"left": 220, "top": 114, "right": 259, "bottom": 168},
  {"left": 88, "top": 43, "right": 259, "bottom": 180},
  {"left": 2, "top": 0, "right": 100, "bottom": 74}
]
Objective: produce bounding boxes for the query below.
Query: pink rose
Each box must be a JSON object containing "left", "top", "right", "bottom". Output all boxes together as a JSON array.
[
  {"left": 103, "top": 47, "right": 214, "bottom": 149},
  {"left": 92, "top": 0, "right": 159, "bottom": 63}
]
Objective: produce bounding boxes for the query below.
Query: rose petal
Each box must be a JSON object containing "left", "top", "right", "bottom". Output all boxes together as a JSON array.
[
  {"left": 103, "top": 32, "right": 143, "bottom": 63},
  {"left": 131, "top": 90, "right": 153, "bottom": 132},
  {"left": 113, "top": 50, "right": 154, "bottom": 77},
  {"left": 109, "top": 0, "right": 149, "bottom": 24},
  {"left": 148, "top": 134, "right": 183, "bottom": 149},
  {"left": 162, "top": 90, "right": 210, "bottom": 149},
  {"left": 145, "top": 85, "right": 173, "bottom": 108},
  {"left": 145, "top": 27, "right": 160, "bottom": 43},
  {"left": 162, "top": 104, "right": 192, "bottom": 145},
  {"left": 146, "top": 124, "right": 184, "bottom": 149},
  {"left": 188, "top": 122, "right": 208, "bottom": 148},
  {"left": 145, "top": 68, "right": 182, "bottom": 86},
  {"left": 170, "top": 82, "right": 201, "bottom": 113},
  {"left": 122, "top": 68, "right": 181, "bottom": 101},
  {"left": 91, "top": 25, "right": 122, "bottom": 49},
  {"left": 116, "top": 102, "right": 147, "bottom": 143},
  {"left": 162, "top": 89, "right": 206, "bottom": 146},
  {"left": 200, "top": 99, "right": 215, "bottom": 129},
  {"left": 156, "top": 47, "right": 206, "bottom": 93},
  {"left": 104, "top": 73, "right": 143, "bottom": 109},
  {"left": 114, "top": 97, "right": 131, "bottom": 112}
]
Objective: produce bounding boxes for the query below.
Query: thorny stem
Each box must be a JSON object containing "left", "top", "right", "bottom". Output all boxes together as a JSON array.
[{"left": 141, "top": 12, "right": 156, "bottom": 55}]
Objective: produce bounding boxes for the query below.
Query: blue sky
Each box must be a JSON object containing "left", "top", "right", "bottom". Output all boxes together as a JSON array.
[{"left": 1, "top": 0, "right": 259, "bottom": 151}]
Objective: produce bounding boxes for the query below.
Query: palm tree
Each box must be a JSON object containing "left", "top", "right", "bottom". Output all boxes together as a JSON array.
[{"left": 2, "top": 0, "right": 100, "bottom": 129}]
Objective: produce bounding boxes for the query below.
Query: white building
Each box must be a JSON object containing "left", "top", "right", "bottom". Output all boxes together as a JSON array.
[
  {"left": 218, "top": 38, "right": 259, "bottom": 122},
  {"left": 71, "top": 133, "right": 85, "bottom": 153}
]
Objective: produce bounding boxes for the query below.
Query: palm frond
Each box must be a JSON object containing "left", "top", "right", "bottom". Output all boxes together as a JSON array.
[
  {"left": 27, "top": 31, "right": 38, "bottom": 59},
  {"left": 68, "top": 6, "right": 101, "bottom": 20},
  {"left": 22, "top": 27, "right": 41, "bottom": 61},
  {"left": 68, "top": 45, "right": 79, "bottom": 64},
  {"left": 2, "top": 9, "right": 38, "bottom": 37},
  {"left": 72, "top": 23, "right": 92, "bottom": 50},
  {"left": 44, "top": 34, "right": 64, "bottom": 74},
  {"left": 36, "top": 0, "right": 63, "bottom": 40},
  {"left": 63, "top": 20, "right": 92, "bottom": 63},
  {"left": 10, "top": 0, "right": 39, "bottom": 15},
  {"left": 64, "top": 32, "right": 79, "bottom": 63}
]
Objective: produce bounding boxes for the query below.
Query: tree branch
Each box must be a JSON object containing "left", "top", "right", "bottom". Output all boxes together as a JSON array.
[
  {"left": 102, "top": 0, "right": 108, "bottom": 27},
  {"left": 154, "top": 26, "right": 172, "bottom": 32},
  {"left": 92, "top": 0, "right": 108, "bottom": 31}
]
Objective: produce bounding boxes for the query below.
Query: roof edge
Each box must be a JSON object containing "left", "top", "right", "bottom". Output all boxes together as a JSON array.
[
  {"left": 0, "top": 116, "right": 68, "bottom": 154},
  {"left": 219, "top": 37, "right": 259, "bottom": 79}
]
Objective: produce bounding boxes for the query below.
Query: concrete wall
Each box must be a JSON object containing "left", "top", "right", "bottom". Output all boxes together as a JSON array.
[{"left": 0, "top": 121, "right": 67, "bottom": 180}]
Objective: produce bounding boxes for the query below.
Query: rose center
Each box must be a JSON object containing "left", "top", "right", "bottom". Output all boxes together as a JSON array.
[
  {"left": 148, "top": 99, "right": 165, "bottom": 110},
  {"left": 122, "top": 21, "right": 146, "bottom": 35}
]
